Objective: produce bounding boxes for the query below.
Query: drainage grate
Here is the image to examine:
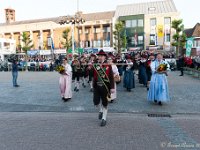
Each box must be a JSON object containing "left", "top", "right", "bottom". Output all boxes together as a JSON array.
[{"left": 148, "top": 113, "right": 171, "bottom": 118}]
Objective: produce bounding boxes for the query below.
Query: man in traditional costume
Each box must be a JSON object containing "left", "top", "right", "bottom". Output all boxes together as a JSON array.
[
  {"left": 93, "top": 50, "right": 114, "bottom": 126},
  {"left": 147, "top": 53, "right": 170, "bottom": 105}
]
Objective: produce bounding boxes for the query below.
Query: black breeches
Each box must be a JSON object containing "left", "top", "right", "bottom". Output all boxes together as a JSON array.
[{"left": 93, "top": 85, "right": 108, "bottom": 107}]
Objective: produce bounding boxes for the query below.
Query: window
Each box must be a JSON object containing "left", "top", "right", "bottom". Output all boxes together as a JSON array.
[
  {"left": 150, "top": 34, "right": 156, "bottom": 45},
  {"left": 132, "top": 20, "right": 137, "bottom": 27},
  {"left": 138, "top": 36, "right": 144, "bottom": 44},
  {"left": 85, "top": 29, "right": 89, "bottom": 34},
  {"left": 165, "top": 34, "right": 170, "bottom": 42},
  {"left": 94, "top": 28, "right": 100, "bottom": 33},
  {"left": 138, "top": 19, "right": 144, "bottom": 27},
  {"left": 150, "top": 18, "right": 156, "bottom": 26},
  {"left": 103, "top": 27, "right": 110, "bottom": 33},
  {"left": 125, "top": 20, "right": 132, "bottom": 28},
  {"left": 164, "top": 17, "right": 171, "bottom": 25}
]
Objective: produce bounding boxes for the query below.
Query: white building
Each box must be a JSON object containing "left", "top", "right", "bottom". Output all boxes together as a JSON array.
[{"left": 0, "top": 38, "right": 16, "bottom": 61}]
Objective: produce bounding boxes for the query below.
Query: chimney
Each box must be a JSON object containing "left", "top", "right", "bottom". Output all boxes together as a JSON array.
[{"left": 5, "top": 8, "right": 15, "bottom": 24}]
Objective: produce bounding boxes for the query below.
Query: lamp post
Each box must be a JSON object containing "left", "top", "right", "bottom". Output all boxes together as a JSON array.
[{"left": 57, "top": 12, "right": 85, "bottom": 58}]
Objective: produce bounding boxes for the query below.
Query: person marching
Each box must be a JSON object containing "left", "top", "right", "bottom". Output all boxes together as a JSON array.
[
  {"left": 146, "top": 54, "right": 155, "bottom": 91},
  {"left": 80, "top": 57, "right": 88, "bottom": 88},
  {"left": 59, "top": 58, "right": 72, "bottom": 101},
  {"left": 123, "top": 55, "right": 135, "bottom": 92},
  {"left": 72, "top": 59, "right": 82, "bottom": 92},
  {"left": 147, "top": 53, "right": 170, "bottom": 106},
  {"left": 88, "top": 54, "right": 96, "bottom": 92},
  {"left": 138, "top": 55, "right": 148, "bottom": 87},
  {"left": 93, "top": 50, "right": 114, "bottom": 127},
  {"left": 107, "top": 55, "right": 120, "bottom": 103}
]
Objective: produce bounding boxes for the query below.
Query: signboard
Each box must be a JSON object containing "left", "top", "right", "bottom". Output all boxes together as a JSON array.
[
  {"left": 157, "top": 25, "right": 164, "bottom": 37},
  {"left": 27, "top": 50, "right": 39, "bottom": 56},
  {"left": 54, "top": 49, "right": 66, "bottom": 54},
  {"left": 39, "top": 50, "right": 51, "bottom": 55},
  {"left": 186, "top": 37, "right": 194, "bottom": 57}
]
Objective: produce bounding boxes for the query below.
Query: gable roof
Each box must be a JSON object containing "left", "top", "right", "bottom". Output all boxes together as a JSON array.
[
  {"left": 115, "top": 0, "right": 177, "bottom": 18},
  {"left": 184, "top": 23, "right": 200, "bottom": 37}
]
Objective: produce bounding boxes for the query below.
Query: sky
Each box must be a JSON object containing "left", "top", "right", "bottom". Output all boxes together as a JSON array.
[{"left": 0, "top": 0, "right": 199, "bottom": 28}]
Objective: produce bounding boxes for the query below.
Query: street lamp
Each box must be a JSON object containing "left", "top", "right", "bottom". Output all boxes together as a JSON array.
[{"left": 58, "top": 12, "right": 85, "bottom": 57}]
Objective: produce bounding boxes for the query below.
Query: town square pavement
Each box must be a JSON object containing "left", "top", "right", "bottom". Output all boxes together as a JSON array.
[{"left": 0, "top": 71, "right": 200, "bottom": 150}]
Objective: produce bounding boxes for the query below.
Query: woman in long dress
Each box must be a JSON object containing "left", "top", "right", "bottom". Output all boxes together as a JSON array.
[
  {"left": 147, "top": 53, "right": 170, "bottom": 105},
  {"left": 59, "top": 58, "right": 72, "bottom": 101},
  {"left": 107, "top": 56, "right": 119, "bottom": 102},
  {"left": 123, "top": 55, "right": 135, "bottom": 92}
]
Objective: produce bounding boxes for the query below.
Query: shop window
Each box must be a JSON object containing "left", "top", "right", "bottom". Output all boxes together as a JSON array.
[{"left": 138, "top": 36, "right": 144, "bottom": 44}]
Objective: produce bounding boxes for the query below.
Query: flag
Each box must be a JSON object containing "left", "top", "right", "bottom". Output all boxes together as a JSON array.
[{"left": 51, "top": 38, "right": 55, "bottom": 50}]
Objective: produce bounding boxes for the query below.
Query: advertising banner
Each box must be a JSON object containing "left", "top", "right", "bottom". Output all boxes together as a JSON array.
[
  {"left": 186, "top": 37, "right": 194, "bottom": 57},
  {"left": 157, "top": 25, "right": 164, "bottom": 37}
]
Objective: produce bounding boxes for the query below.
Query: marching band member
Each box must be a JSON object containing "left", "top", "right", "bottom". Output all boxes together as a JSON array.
[{"left": 93, "top": 50, "right": 114, "bottom": 127}]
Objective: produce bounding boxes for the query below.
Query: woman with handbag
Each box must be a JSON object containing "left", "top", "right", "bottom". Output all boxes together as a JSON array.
[{"left": 107, "top": 56, "right": 120, "bottom": 103}]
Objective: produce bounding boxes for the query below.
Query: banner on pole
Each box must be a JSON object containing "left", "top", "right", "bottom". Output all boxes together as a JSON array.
[{"left": 186, "top": 37, "right": 194, "bottom": 57}]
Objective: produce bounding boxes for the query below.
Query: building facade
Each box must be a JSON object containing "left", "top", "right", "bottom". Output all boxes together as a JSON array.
[
  {"left": 0, "top": 0, "right": 180, "bottom": 55},
  {"left": 0, "top": 9, "right": 114, "bottom": 54},
  {"left": 114, "top": 0, "right": 180, "bottom": 51}
]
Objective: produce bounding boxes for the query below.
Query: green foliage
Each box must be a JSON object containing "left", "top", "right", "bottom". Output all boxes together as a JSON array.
[
  {"left": 171, "top": 19, "right": 186, "bottom": 57},
  {"left": 21, "top": 32, "right": 34, "bottom": 53},
  {"left": 61, "top": 28, "right": 72, "bottom": 52},
  {"left": 113, "top": 21, "right": 126, "bottom": 55}
]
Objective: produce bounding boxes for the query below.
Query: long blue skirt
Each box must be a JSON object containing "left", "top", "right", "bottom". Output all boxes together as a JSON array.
[
  {"left": 147, "top": 74, "right": 170, "bottom": 102},
  {"left": 123, "top": 70, "right": 135, "bottom": 89}
]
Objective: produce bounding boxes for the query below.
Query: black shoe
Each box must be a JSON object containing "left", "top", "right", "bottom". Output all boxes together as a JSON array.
[
  {"left": 14, "top": 85, "right": 20, "bottom": 87},
  {"left": 82, "top": 83, "right": 86, "bottom": 88},
  {"left": 154, "top": 100, "right": 157, "bottom": 103},
  {"left": 158, "top": 101, "right": 162, "bottom": 106},
  {"left": 179, "top": 74, "right": 183, "bottom": 76},
  {"left": 74, "top": 87, "right": 77, "bottom": 91},
  {"left": 109, "top": 100, "right": 114, "bottom": 103},
  {"left": 63, "top": 98, "right": 69, "bottom": 102},
  {"left": 76, "top": 89, "right": 79, "bottom": 92},
  {"left": 90, "top": 88, "right": 93, "bottom": 92},
  {"left": 98, "top": 112, "right": 103, "bottom": 120},
  {"left": 147, "top": 87, "right": 149, "bottom": 91},
  {"left": 100, "top": 119, "right": 106, "bottom": 127}
]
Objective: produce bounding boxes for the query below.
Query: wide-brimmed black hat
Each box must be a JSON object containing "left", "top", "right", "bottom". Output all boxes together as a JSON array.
[{"left": 97, "top": 50, "right": 107, "bottom": 56}]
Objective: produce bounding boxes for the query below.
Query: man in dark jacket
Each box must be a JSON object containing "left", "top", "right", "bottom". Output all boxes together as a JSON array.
[
  {"left": 93, "top": 50, "right": 114, "bottom": 127},
  {"left": 12, "top": 60, "right": 20, "bottom": 87}
]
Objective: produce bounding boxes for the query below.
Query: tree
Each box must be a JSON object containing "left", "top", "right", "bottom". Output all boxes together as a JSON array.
[
  {"left": 21, "top": 32, "right": 34, "bottom": 54},
  {"left": 113, "top": 21, "right": 126, "bottom": 55},
  {"left": 21, "top": 32, "right": 34, "bottom": 71},
  {"left": 61, "top": 28, "right": 72, "bottom": 53},
  {"left": 172, "top": 19, "right": 187, "bottom": 57}
]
